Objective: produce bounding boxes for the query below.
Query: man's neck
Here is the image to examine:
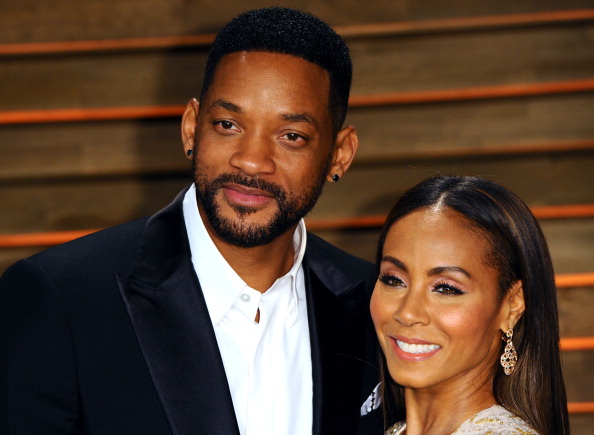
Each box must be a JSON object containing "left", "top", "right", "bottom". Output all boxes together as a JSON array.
[{"left": 207, "top": 225, "right": 298, "bottom": 293}]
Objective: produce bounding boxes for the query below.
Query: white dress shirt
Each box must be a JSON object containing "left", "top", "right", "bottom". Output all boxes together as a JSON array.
[{"left": 183, "top": 184, "right": 313, "bottom": 435}]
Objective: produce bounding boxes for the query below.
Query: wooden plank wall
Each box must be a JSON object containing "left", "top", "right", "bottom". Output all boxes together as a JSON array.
[{"left": 1, "top": 1, "right": 593, "bottom": 432}]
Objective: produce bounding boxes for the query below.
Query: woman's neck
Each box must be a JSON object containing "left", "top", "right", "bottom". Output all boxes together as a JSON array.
[{"left": 401, "top": 385, "right": 496, "bottom": 435}]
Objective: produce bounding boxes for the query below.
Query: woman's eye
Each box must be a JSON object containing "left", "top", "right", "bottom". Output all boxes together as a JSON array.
[
  {"left": 378, "top": 274, "right": 406, "bottom": 288},
  {"left": 433, "top": 283, "right": 464, "bottom": 296}
]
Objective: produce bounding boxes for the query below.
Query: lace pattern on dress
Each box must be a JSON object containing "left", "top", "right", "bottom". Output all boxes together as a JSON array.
[{"left": 385, "top": 404, "right": 539, "bottom": 435}]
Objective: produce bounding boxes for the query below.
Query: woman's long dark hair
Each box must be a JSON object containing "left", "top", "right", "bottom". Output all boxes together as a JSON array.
[{"left": 376, "top": 175, "right": 569, "bottom": 435}]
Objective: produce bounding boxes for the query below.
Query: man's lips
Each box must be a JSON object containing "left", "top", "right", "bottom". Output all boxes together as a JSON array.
[
  {"left": 222, "top": 183, "right": 275, "bottom": 208},
  {"left": 389, "top": 336, "right": 441, "bottom": 361}
]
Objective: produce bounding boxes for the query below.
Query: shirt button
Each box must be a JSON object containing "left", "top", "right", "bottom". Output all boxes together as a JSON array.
[{"left": 240, "top": 293, "right": 251, "bottom": 302}]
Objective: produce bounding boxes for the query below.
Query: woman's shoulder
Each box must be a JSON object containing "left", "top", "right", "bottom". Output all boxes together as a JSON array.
[
  {"left": 385, "top": 421, "right": 406, "bottom": 435},
  {"left": 454, "top": 404, "right": 539, "bottom": 434},
  {"left": 384, "top": 404, "right": 538, "bottom": 435}
]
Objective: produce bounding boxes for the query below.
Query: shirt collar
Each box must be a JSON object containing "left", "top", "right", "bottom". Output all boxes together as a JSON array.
[{"left": 182, "top": 184, "right": 307, "bottom": 325}]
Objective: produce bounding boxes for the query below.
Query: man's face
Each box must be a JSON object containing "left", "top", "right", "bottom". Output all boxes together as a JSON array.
[{"left": 190, "top": 51, "right": 336, "bottom": 247}]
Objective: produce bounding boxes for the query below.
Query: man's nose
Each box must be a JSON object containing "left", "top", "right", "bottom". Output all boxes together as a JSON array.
[{"left": 229, "top": 133, "right": 275, "bottom": 176}]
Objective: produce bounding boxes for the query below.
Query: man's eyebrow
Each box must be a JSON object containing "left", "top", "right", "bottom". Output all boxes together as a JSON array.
[
  {"left": 428, "top": 266, "right": 472, "bottom": 279},
  {"left": 281, "top": 112, "right": 319, "bottom": 129},
  {"left": 208, "top": 99, "right": 243, "bottom": 114}
]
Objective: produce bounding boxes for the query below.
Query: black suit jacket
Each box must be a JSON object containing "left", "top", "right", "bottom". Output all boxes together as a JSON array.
[{"left": 0, "top": 188, "right": 381, "bottom": 434}]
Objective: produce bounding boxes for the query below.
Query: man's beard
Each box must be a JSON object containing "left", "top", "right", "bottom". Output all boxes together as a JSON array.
[{"left": 193, "top": 166, "right": 327, "bottom": 248}]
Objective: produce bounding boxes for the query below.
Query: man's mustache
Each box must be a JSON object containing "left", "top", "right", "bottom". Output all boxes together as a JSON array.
[{"left": 209, "top": 173, "right": 286, "bottom": 200}]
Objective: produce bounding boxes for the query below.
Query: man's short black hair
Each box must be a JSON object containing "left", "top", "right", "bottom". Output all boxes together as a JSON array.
[{"left": 200, "top": 7, "right": 352, "bottom": 135}]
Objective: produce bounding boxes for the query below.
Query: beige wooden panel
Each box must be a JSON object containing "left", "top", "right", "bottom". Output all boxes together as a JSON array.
[
  {"left": 564, "top": 351, "right": 594, "bottom": 434},
  {"left": 558, "top": 287, "right": 594, "bottom": 337},
  {"left": 311, "top": 228, "right": 381, "bottom": 263},
  {"left": 2, "top": 0, "right": 593, "bottom": 44},
  {"left": 1, "top": 151, "right": 593, "bottom": 232},
  {"left": 1, "top": 93, "right": 593, "bottom": 179},
  {"left": 0, "top": 120, "right": 188, "bottom": 180},
  {"left": 570, "top": 413, "right": 594, "bottom": 435},
  {"left": 0, "top": 176, "right": 190, "bottom": 233},
  {"left": 312, "top": 152, "right": 594, "bottom": 218},
  {"left": 350, "top": 23, "right": 594, "bottom": 95},
  {"left": 564, "top": 351, "right": 594, "bottom": 403},
  {"left": 312, "top": 219, "right": 594, "bottom": 275},
  {"left": 540, "top": 220, "right": 594, "bottom": 274},
  {"left": 0, "top": 50, "right": 208, "bottom": 111},
  {"left": 1, "top": 153, "right": 593, "bottom": 236},
  {"left": 347, "top": 94, "right": 594, "bottom": 157},
  {"left": 2, "top": 22, "right": 592, "bottom": 110}
]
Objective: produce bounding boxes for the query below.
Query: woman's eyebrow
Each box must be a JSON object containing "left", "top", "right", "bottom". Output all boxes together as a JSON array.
[
  {"left": 428, "top": 266, "right": 471, "bottom": 279},
  {"left": 382, "top": 255, "right": 407, "bottom": 272}
]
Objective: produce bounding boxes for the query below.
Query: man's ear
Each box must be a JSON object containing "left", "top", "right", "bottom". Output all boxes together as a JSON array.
[
  {"left": 325, "top": 125, "right": 359, "bottom": 183},
  {"left": 181, "top": 98, "right": 200, "bottom": 160},
  {"left": 500, "top": 280, "right": 526, "bottom": 331}
]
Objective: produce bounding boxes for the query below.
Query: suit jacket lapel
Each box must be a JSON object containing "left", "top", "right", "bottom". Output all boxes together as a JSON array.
[
  {"left": 118, "top": 189, "right": 239, "bottom": 435},
  {"left": 304, "top": 235, "right": 373, "bottom": 435}
]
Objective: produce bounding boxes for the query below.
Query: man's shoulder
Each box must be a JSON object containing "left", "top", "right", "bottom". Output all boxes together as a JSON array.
[
  {"left": 35, "top": 218, "right": 147, "bottom": 258},
  {"left": 23, "top": 186, "right": 189, "bottom": 272},
  {"left": 12, "top": 218, "right": 150, "bottom": 281},
  {"left": 306, "top": 232, "right": 372, "bottom": 264},
  {"left": 0, "top": 218, "right": 152, "bottom": 309},
  {"left": 305, "top": 232, "right": 375, "bottom": 281}
]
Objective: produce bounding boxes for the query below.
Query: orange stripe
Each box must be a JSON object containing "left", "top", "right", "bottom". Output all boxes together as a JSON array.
[
  {"left": 568, "top": 402, "right": 594, "bottom": 414},
  {"left": 1, "top": 79, "right": 593, "bottom": 125},
  {"left": 0, "top": 34, "right": 215, "bottom": 56},
  {"left": 338, "top": 9, "right": 594, "bottom": 38},
  {"left": 2, "top": 140, "right": 593, "bottom": 182},
  {"left": 1, "top": 9, "right": 593, "bottom": 56},
  {"left": 0, "top": 105, "right": 185, "bottom": 125},
  {"left": 532, "top": 204, "right": 594, "bottom": 219},
  {"left": 306, "top": 215, "right": 386, "bottom": 231},
  {"left": 556, "top": 273, "right": 594, "bottom": 288},
  {"left": 1, "top": 204, "right": 594, "bottom": 248},
  {"left": 359, "top": 139, "right": 594, "bottom": 163},
  {"left": 348, "top": 78, "right": 594, "bottom": 107},
  {"left": 304, "top": 205, "right": 594, "bottom": 231},
  {"left": 561, "top": 337, "right": 594, "bottom": 351},
  {"left": 0, "top": 229, "right": 101, "bottom": 248}
]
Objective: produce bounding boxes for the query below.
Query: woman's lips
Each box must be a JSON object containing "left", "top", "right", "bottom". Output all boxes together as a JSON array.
[
  {"left": 223, "top": 184, "right": 274, "bottom": 208},
  {"left": 389, "top": 336, "right": 441, "bottom": 361}
]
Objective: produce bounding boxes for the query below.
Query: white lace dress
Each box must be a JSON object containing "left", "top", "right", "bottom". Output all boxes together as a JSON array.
[{"left": 386, "top": 404, "right": 538, "bottom": 434}]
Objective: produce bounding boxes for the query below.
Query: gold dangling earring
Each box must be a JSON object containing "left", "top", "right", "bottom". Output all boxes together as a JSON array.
[{"left": 500, "top": 328, "right": 517, "bottom": 375}]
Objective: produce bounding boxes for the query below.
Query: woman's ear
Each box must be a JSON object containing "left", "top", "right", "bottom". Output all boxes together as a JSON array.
[
  {"left": 325, "top": 125, "right": 359, "bottom": 183},
  {"left": 181, "top": 98, "right": 200, "bottom": 160},
  {"left": 500, "top": 280, "right": 526, "bottom": 331}
]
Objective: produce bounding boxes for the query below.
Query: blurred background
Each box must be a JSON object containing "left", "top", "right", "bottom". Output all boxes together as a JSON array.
[{"left": 1, "top": 0, "right": 593, "bottom": 432}]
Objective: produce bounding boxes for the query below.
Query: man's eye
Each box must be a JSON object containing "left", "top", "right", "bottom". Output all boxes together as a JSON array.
[
  {"left": 213, "top": 120, "right": 240, "bottom": 134},
  {"left": 278, "top": 132, "right": 309, "bottom": 148}
]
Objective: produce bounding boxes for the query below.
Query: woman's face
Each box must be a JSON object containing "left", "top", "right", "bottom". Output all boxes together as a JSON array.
[{"left": 370, "top": 207, "right": 521, "bottom": 393}]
